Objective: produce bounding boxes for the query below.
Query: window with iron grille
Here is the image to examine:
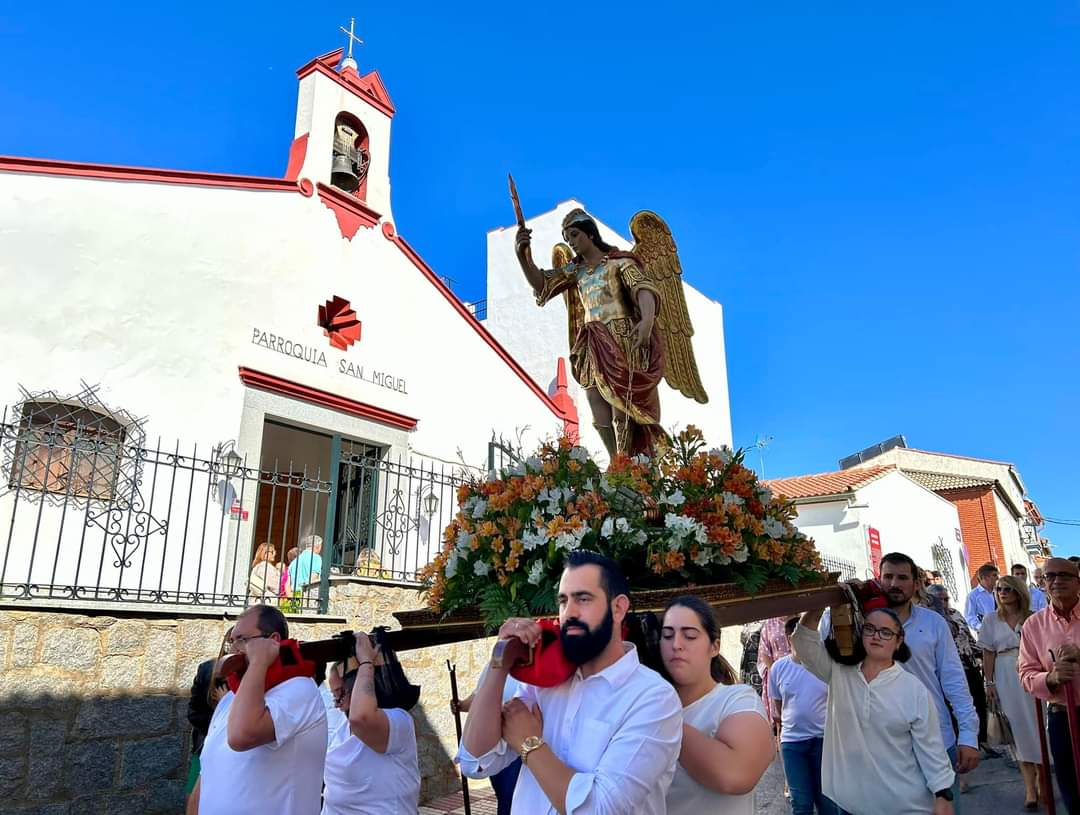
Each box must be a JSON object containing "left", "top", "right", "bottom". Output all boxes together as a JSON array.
[
  {"left": 9, "top": 402, "right": 125, "bottom": 501},
  {"left": 931, "top": 540, "right": 958, "bottom": 599},
  {"left": 821, "top": 554, "right": 857, "bottom": 580}
]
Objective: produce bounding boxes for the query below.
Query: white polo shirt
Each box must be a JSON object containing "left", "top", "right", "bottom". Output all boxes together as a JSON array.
[{"left": 200, "top": 677, "right": 328, "bottom": 815}]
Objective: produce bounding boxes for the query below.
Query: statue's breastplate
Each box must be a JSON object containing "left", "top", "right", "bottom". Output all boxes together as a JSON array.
[{"left": 575, "top": 263, "right": 630, "bottom": 325}]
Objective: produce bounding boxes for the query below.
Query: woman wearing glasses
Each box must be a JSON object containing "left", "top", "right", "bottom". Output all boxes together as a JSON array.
[
  {"left": 793, "top": 606, "right": 955, "bottom": 815},
  {"left": 322, "top": 633, "right": 420, "bottom": 815},
  {"left": 978, "top": 575, "right": 1041, "bottom": 809}
]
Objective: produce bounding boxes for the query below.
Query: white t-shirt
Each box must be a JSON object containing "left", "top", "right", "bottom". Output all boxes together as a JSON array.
[
  {"left": 200, "top": 677, "right": 329, "bottom": 815},
  {"left": 767, "top": 655, "right": 827, "bottom": 743},
  {"left": 666, "top": 683, "right": 768, "bottom": 815},
  {"left": 322, "top": 707, "right": 420, "bottom": 815}
]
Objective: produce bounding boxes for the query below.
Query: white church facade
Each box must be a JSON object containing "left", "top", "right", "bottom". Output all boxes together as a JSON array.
[{"left": 0, "top": 45, "right": 732, "bottom": 611}]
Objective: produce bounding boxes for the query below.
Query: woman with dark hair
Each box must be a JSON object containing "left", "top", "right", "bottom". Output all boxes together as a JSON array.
[
  {"left": 793, "top": 607, "right": 955, "bottom": 815},
  {"left": 660, "top": 595, "right": 773, "bottom": 815},
  {"left": 185, "top": 626, "right": 233, "bottom": 808},
  {"left": 322, "top": 632, "right": 420, "bottom": 814}
]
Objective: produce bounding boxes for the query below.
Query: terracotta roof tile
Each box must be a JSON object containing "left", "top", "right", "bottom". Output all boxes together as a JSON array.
[
  {"left": 766, "top": 465, "right": 895, "bottom": 500},
  {"left": 904, "top": 470, "right": 995, "bottom": 492}
]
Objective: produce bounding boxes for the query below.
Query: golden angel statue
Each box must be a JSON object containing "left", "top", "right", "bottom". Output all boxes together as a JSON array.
[{"left": 513, "top": 201, "right": 708, "bottom": 458}]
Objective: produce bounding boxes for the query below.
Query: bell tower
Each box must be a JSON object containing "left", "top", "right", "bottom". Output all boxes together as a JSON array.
[{"left": 286, "top": 19, "right": 396, "bottom": 222}]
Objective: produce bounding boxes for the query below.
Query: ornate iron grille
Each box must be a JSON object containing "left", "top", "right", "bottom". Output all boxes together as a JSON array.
[
  {"left": 820, "top": 554, "right": 857, "bottom": 581},
  {"left": 931, "top": 539, "right": 958, "bottom": 599}
]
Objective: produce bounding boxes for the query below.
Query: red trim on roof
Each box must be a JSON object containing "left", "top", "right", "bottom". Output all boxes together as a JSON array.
[
  {"left": 316, "top": 182, "right": 381, "bottom": 239},
  {"left": 296, "top": 48, "right": 396, "bottom": 118},
  {"left": 238, "top": 367, "right": 417, "bottom": 431},
  {"left": 381, "top": 223, "right": 567, "bottom": 423},
  {"left": 284, "top": 134, "right": 309, "bottom": 181},
  {"left": 0, "top": 155, "right": 303, "bottom": 192}
]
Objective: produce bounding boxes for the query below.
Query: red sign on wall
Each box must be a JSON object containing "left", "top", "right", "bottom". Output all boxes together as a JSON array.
[
  {"left": 230, "top": 503, "right": 249, "bottom": 521},
  {"left": 868, "top": 527, "right": 882, "bottom": 575}
]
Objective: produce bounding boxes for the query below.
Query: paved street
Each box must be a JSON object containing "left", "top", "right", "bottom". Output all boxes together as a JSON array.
[
  {"left": 422, "top": 750, "right": 1061, "bottom": 814},
  {"left": 754, "top": 750, "right": 1059, "bottom": 813}
]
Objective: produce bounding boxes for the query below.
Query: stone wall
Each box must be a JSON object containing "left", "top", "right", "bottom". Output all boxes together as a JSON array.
[{"left": 0, "top": 582, "right": 495, "bottom": 814}]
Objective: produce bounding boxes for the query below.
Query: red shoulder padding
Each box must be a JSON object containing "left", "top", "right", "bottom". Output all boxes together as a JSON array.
[
  {"left": 225, "top": 639, "right": 317, "bottom": 693},
  {"left": 510, "top": 619, "right": 577, "bottom": 688}
]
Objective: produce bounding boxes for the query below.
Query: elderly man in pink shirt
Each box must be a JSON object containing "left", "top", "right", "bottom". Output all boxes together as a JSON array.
[{"left": 1019, "top": 557, "right": 1080, "bottom": 813}]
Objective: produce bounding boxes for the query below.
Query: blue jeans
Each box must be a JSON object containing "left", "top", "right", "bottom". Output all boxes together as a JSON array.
[
  {"left": 489, "top": 757, "right": 521, "bottom": 815},
  {"left": 780, "top": 738, "right": 842, "bottom": 815}
]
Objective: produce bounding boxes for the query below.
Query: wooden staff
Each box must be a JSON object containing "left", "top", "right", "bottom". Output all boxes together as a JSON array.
[
  {"left": 1035, "top": 697, "right": 1056, "bottom": 815},
  {"left": 1066, "top": 681, "right": 1080, "bottom": 809},
  {"left": 447, "top": 660, "right": 472, "bottom": 815}
]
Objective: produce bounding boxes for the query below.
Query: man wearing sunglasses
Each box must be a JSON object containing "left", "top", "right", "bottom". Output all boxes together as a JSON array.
[{"left": 1020, "top": 558, "right": 1080, "bottom": 813}]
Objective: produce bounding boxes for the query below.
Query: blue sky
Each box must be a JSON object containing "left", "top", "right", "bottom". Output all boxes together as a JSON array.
[{"left": 1, "top": 2, "right": 1077, "bottom": 552}]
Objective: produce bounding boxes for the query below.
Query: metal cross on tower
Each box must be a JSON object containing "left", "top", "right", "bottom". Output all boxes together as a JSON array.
[{"left": 340, "top": 17, "right": 364, "bottom": 68}]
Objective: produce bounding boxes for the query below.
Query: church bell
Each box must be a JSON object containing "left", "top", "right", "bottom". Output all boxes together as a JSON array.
[{"left": 331, "top": 155, "right": 359, "bottom": 193}]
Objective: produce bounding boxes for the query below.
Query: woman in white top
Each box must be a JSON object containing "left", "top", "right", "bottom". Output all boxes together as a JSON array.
[
  {"left": 978, "top": 574, "right": 1041, "bottom": 809},
  {"left": 660, "top": 595, "right": 774, "bottom": 815},
  {"left": 793, "top": 607, "right": 955, "bottom": 815},
  {"left": 247, "top": 542, "right": 282, "bottom": 601},
  {"left": 322, "top": 633, "right": 420, "bottom": 815}
]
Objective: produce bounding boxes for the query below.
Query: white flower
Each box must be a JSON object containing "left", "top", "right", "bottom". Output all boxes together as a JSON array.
[
  {"left": 473, "top": 559, "right": 491, "bottom": 577},
  {"left": 471, "top": 499, "right": 488, "bottom": 519},
  {"left": 693, "top": 525, "right": 709, "bottom": 545},
  {"left": 528, "top": 559, "right": 546, "bottom": 585},
  {"left": 583, "top": 478, "right": 595, "bottom": 492},
  {"left": 530, "top": 508, "right": 545, "bottom": 526},
  {"left": 444, "top": 550, "right": 460, "bottom": 578},
  {"left": 631, "top": 530, "right": 648, "bottom": 546},
  {"left": 756, "top": 484, "right": 774, "bottom": 503},
  {"left": 764, "top": 518, "right": 786, "bottom": 539},
  {"left": 455, "top": 530, "right": 475, "bottom": 552},
  {"left": 662, "top": 490, "right": 685, "bottom": 507},
  {"left": 526, "top": 455, "right": 543, "bottom": 473},
  {"left": 505, "top": 462, "right": 526, "bottom": 477},
  {"left": 569, "top": 446, "right": 590, "bottom": 462},
  {"left": 598, "top": 476, "right": 613, "bottom": 495},
  {"left": 600, "top": 517, "right": 614, "bottom": 538},
  {"left": 522, "top": 527, "right": 549, "bottom": 551},
  {"left": 668, "top": 536, "right": 682, "bottom": 552},
  {"left": 554, "top": 532, "right": 580, "bottom": 552},
  {"left": 693, "top": 548, "right": 711, "bottom": 567},
  {"left": 615, "top": 517, "right": 631, "bottom": 533},
  {"left": 665, "top": 513, "right": 694, "bottom": 534},
  {"left": 732, "top": 545, "right": 750, "bottom": 563},
  {"left": 722, "top": 492, "right": 744, "bottom": 510},
  {"left": 710, "top": 447, "right": 734, "bottom": 465}
]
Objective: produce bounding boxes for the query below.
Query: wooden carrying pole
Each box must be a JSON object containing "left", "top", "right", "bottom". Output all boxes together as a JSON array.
[
  {"left": 1035, "top": 697, "right": 1056, "bottom": 815},
  {"left": 447, "top": 661, "right": 472, "bottom": 815}
]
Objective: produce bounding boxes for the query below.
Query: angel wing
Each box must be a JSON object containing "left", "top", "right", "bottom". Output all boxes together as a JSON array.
[
  {"left": 552, "top": 243, "right": 585, "bottom": 373},
  {"left": 629, "top": 211, "right": 708, "bottom": 403}
]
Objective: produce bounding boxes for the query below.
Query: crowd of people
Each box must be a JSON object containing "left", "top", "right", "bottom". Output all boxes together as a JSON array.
[{"left": 180, "top": 550, "right": 1080, "bottom": 815}]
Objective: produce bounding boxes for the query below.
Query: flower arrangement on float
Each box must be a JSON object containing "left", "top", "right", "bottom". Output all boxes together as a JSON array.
[{"left": 420, "top": 427, "right": 824, "bottom": 630}]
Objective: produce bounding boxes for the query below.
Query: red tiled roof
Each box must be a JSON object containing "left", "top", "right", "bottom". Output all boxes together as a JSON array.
[{"left": 766, "top": 465, "right": 895, "bottom": 500}]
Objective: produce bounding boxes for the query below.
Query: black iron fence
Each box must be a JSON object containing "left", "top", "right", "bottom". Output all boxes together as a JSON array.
[
  {"left": 820, "top": 554, "right": 857, "bottom": 581},
  {"left": 0, "top": 409, "right": 464, "bottom": 613}
]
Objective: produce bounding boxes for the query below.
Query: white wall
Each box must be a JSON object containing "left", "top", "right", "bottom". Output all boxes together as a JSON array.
[
  {"left": 857, "top": 472, "right": 969, "bottom": 608},
  {"left": 0, "top": 172, "right": 563, "bottom": 460},
  {"left": 484, "top": 200, "right": 733, "bottom": 461},
  {"left": 787, "top": 499, "right": 872, "bottom": 578}
]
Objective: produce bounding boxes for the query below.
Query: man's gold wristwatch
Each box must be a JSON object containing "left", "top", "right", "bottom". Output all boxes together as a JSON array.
[{"left": 519, "top": 735, "right": 546, "bottom": 765}]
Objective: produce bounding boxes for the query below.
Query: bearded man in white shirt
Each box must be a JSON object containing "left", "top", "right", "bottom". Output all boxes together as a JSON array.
[
  {"left": 458, "top": 550, "right": 683, "bottom": 814},
  {"left": 194, "top": 604, "right": 328, "bottom": 815}
]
